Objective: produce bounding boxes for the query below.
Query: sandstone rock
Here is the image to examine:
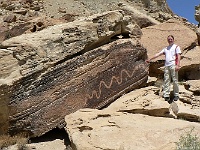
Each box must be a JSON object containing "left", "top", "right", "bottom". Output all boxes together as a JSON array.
[
  {"left": 104, "top": 86, "right": 172, "bottom": 117},
  {"left": 185, "top": 80, "right": 200, "bottom": 93},
  {"left": 0, "top": 16, "right": 65, "bottom": 42},
  {"left": 20, "top": 0, "right": 33, "bottom": 4},
  {"left": 195, "top": 4, "right": 200, "bottom": 27},
  {"left": 65, "top": 109, "right": 200, "bottom": 150},
  {"left": 117, "top": 3, "right": 160, "bottom": 28},
  {"left": 27, "top": 16, "right": 65, "bottom": 33},
  {"left": 179, "top": 85, "right": 195, "bottom": 104},
  {"left": 0, "top": 0, "right": 46, "bottom": 41},
  {"left": 13, "top": 9, "right": 28, "bottom": 15},
  {"left": 5, "top": 22, "right": 32, "bottom": 40},
  {"left": 0, "top": 10, "right": 151, "bottom": 137},
  {"left": 196, "top": 27, "right": 200, "bottom": 45},
  {"left": 59, "top": 14, "right": 77, "bottom": 22},
  {"left": 175, "top": 101, "right": 200, "bottom": 122},
  {"left": 42, "top": 0, "right": 172, "bottom": 21},
  {"left": 145, "top": 76, "right": 158, "bottom": 86},
  {"left": 0, "top": 16, "right": 65, "bottom": 43},
  {"left": 0, "top": 0, "right": 173, "bottom": 43},
  {"left": 178, "top": 46, "right": 200, "bottom": 80},
  {"left": 0, "top": 23, "right": 9, "bottom": 42},
  {"left": 0, "top": 50, "right": 21, "bottom": 81},
  {"left": 58, "top": 7, "right": 66, "bottom": 13},
  {"left": 193, "top": 96, "right": 200, "bottom": 109},
  {"left": 0, "top": 37, "right": 148, "bottom": 137},
  {"left": 106, "top": 85, "right": 200, "bottom": 121},
  {"left": 1, "top": 10, "right": 140, "bottom": 80},
  {"left": 3, "top": 14, "right": 17, "bottom": 23}
]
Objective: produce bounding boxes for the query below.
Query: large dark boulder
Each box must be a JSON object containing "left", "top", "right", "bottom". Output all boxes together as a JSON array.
[
  {"left": 1, "top": 39, "right": 148, "bottom": 137},
  {"left": 0, "top": 10, "right": 148, "bottom": 137}
]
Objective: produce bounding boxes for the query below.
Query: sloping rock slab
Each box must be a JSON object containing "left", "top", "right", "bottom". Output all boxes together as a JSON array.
[
  {"left": 1, "top": 39, "right": 148, "bottom": 137},
  {"left": 104, "top": 86, "right": 172, "bottom": 117},
  {"left": 65, "top": 109, "right": 200, "bottom": 150},
  {"left": 170, "top": 101, "right": 200, "bottom": 122}
]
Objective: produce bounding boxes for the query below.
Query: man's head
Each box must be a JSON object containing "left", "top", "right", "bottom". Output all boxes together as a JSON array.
[{"left": 167, "top": 35, "right": 174, "bottom": 45}]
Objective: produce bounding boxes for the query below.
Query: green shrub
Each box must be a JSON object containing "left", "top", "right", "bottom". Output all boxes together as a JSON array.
[{"left": 175, "top": 128, "right": 200, "bottom": 150}]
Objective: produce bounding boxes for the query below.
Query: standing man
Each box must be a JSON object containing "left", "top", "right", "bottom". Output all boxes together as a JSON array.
[{"left": 146, "top": 35, "right": 181, "bottom": 102}]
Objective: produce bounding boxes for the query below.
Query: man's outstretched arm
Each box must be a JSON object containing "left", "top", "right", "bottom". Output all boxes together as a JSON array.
[{"left": 146, "top": 52, "right": 163, "bottom": 63}]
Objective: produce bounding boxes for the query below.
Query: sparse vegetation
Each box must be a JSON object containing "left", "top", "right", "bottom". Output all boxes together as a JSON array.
[
  {"left": 175, "top": 128, "right": 200, "bottom": 150},
  {"left": 17, "top": 137, "right": 29, "bottom": 150},
  {"left": 0, "top": 134, "right": 28, "bottom": 150}
]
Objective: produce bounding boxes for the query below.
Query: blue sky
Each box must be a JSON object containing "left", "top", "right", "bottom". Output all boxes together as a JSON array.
[{"left": 167, "top": 0, "right": 200, "bottom": 25}]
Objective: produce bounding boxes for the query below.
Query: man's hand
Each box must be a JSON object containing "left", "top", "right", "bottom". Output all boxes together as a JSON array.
[
  {"left": 146, "top": 59, "right": 150, "bottom": 63},
  {"left": 175, "top": 65, "right": 180, "bottom": 71}
]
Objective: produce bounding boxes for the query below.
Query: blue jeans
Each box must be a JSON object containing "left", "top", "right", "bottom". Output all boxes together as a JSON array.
[{"left": 163, "top": 65, "right": 179, "bottom": 98}]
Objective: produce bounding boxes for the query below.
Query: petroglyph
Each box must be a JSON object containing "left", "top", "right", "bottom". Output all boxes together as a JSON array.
[
  {"left": 87, "top": 67, "right": 143, "bottom": 99},
  {"left": 6, "top": 39, "right": 148, "bottom": 136}
]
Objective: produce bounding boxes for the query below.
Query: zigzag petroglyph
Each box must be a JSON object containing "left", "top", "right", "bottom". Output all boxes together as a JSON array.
[{"left": 86, "top": 63, "right": 147, "bottom": 100}]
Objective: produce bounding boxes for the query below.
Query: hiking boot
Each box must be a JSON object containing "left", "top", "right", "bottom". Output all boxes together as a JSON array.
[
  {"left": 174, "top": 96, "right": 179, "bottom": 101},
  {"left": 164, "top": 97, "right": 170, "bottom": 101}
]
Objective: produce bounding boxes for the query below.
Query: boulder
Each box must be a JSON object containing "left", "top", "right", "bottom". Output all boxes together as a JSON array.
[
  {"left": 0, "top": 39, "right": 148, "bottom": 137},
  {"left": 184, "top": 80, "right": 200, "bottom": 93},
  {"left": 195, "top": 4, "right": 200, "bottom": 27},
  {"left": 175, "top": 101, "right": 200, "bottom": 122},
  {"left": 3, "top": 14, "right": 17, "bottom": 23},
  {"left": 179, "top": 46, "right": 200, "bottom": 80},
  {"left": 196, "top": 28, "right": 200, "bottom": 45},
  {"left": 0, "top": 11, "right": 148, "bottom": 137},
  {"left": 0, "top": 23, "right": 9, "bottom": 42}
]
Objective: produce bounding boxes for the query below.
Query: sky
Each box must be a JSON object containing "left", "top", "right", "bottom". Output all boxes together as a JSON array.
[{"left": 167, "top": 0, "right": 200, "bottom": 25}]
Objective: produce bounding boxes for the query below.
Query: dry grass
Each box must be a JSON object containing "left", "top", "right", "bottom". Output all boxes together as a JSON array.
[
  {"left": 0, "top": 134, "right": 28, "bottom": 150},
  {"left": 175, "top": 128, "right": 200, "bottom": 150}
]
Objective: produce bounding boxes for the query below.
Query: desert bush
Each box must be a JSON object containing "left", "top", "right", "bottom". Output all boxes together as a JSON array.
[
  {"left": 175, "top": 128, "right": 200, "bottom": 150},
  {"left": 17, "top": 137, "right": 29, "bottom": 150}
]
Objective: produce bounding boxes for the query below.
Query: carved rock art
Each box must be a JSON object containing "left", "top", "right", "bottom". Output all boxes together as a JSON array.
[{"left": 2, "top": 39, "right": 148, "bottom": 137}]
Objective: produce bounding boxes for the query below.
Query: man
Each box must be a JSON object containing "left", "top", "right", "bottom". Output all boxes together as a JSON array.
[{"left": 146, "top": 35, "right": 181, "bottom": 102}]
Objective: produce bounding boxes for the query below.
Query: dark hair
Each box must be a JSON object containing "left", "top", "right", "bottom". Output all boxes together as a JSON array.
[{"left": 167, "top": 35, "right": 174, "bottom": 40}]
